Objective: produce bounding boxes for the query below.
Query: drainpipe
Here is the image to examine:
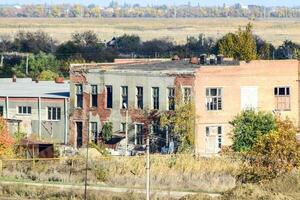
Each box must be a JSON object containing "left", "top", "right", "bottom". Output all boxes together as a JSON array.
[
  {"left": 64, "top": 98, "right": 68, "bottom": 145},
  {"left": 38, "top": 97, "right": 41, "bottom": 139},
  {"left": 5, "top": 96, "right": 8, "bottom": 119}
]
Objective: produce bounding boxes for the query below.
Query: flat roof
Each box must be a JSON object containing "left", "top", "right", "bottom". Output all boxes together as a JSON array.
[
  {"left": 0, "top": 78, "right": 69, "bottom": 98},
  {"left": 71, "top": 59, "right": 201, "bottom": 75}
]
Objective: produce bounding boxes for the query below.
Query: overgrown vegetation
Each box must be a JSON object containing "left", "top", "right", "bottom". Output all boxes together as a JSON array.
[
  {"left": 0, "top": 116, "right": 14, "bottom": 158},
  {"left": 230, "top": 110, "right": 300, "bottom": 183}
]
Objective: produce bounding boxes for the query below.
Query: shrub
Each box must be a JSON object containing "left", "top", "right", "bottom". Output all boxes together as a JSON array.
[
  {"left": 240, "top": 118, "right": 300, "bottom": 182},
  {"left": 0, "top": 116, "right": 14, "bottom": 158},
  {"left": 230, "top": 110, "right": 276, "bottom": 152}
]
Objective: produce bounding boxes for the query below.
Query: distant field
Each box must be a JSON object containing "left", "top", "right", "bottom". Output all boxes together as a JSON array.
[{"left": 0, "top": 18, "right": 299, "bottom": 46}]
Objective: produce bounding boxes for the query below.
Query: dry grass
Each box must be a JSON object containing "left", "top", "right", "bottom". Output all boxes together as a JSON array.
[
  {"left": 0, "top": 18, "right": 299, "bottom": 46},
  {"left": 1, "top": 154, "right": 240, "bottom": 193}
]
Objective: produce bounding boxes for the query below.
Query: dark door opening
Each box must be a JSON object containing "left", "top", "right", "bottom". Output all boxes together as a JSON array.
[{"left": 76, "top": 122, "right": 83, "bottom": 148}]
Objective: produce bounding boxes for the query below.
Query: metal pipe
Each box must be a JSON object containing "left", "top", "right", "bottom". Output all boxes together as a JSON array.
[
  {"left": 64, "top": 98, "right": 68, "bottom": 145},
  {"left": 84, "top": 124, "right": 89, "bottom": 200},
  {"left": 38, "top": 97, "right": 41, "bottom": 139},
  {"left": 5, "top": 96, "right": 8, "bottom": 119}
]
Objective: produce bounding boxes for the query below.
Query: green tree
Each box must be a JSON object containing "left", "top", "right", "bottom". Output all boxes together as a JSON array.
[
  {"left": 13, "top": 31, "right": 56, "bottom": 54},
  {"left": 101, "top": 122, "right": 113, "bottom": 142},
  {"left": 38, "top": 70, "right": 59, "bottom": 81},
  {"left": 230, "top": 110, "right": 276, "bottom": 152},
  {"left": 241, "top": 118, "right": 300, "bottom": 182},
  {"left": 13, "top": 52, "right": 60, "bottom": 79},
  {"left": 116, "top": 34, "right": 141, "bottom": 54},
  {"left": 218, "top": 23, "right": 257, "bottom": 61},
  {"left": 160, "top": 89, "right": 195, "bottom": 152}
]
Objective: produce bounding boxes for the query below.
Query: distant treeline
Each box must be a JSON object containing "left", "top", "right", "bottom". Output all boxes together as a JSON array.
[
  {"left": 0, "top": 3, "right": 300, "bottom": 18},
  {"left": 0, "top": 24, "right": 299, "bottom": 79}
]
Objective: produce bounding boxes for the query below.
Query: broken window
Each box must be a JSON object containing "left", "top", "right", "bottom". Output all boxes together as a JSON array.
[
  {"left": 0, "top": 106, "right": 3, "bottom": 116},
  {"left": 91, "top": 85, "right": 98, "bottom": 107},
  {"left": 206, "top": 88, "right": 222, "bottom": 111},
  {"left": 136, "top": 86, "right": 143, "bottom": 109},
  {"left": 48, "top": 107, "right": 61, "bottom": 121},
  {"left": 167, "top": 87, "right": 175, "bottom": 110},
  {"left": 274, "top": 87, "right": 290, "bottom": 111},
  {"left": 106, "top": 85, "right": 113, "bottom": 109},
  {"left": 152, "top": 87, "right": 159, "bottom": 110},
  {"left": 121, "top": 86, "right": 128, "bottom": 109},
  {"left": 18, "top": 106, "right": 31, "bottom": 115},
  {"left": 135, "top": 124, "right": 144, "bottom": 145},
  {"left": 76, "top": 84, "right": 83, "bottom": 108},
  {"left": 183, "top": 87, "right": 192, "bottom": 103},
  {"left": 90, "top": 122, "right": 98, "bottom": 143}
]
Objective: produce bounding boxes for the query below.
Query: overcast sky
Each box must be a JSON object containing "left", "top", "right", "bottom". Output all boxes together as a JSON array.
[{"left": 1, "top": 0, "right": 299, "bottom": 7}]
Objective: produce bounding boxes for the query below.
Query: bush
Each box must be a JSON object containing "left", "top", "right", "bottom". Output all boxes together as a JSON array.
[
  {"left": 230, "top": 110, "right": 276, "bottom": 152},
  {"left": 240, "top": 118, "right": 300, "bottom": 182}
]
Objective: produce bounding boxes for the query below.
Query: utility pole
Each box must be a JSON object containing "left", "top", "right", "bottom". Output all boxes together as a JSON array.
[
  {"left": 84, "top": 125, "right": 90, "bottom": 200},
  {"left": 146, "top": 126, "right": 151, "bottom": 200},
  {"left": 25, "top": 54, "right": 29, "bottom": 75}
]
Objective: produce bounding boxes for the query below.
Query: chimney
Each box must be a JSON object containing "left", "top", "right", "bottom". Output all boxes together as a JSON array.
[
  {"left": 217, "top": 55, "right": 224, "bottom": 65},
  {"left": 200, "top": 54, "right": 207, "bottom": 65},
  {"left": 189, "top": 57, "right": 199, "bottom": 64},
  {"left": 55, "top": 77, "right": 65, "bottom": 84},
  {"left": 12, "top": 74, "right": 17, "bottom": 82}
]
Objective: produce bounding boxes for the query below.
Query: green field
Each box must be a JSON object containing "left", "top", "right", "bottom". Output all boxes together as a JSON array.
[{"left": 0, "top": 18, "right": 299, "bottom": 46}]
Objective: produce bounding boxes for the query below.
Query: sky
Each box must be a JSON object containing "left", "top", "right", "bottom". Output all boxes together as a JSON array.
[{"left": 0, "top": 0, "right": 299, "bottom": 7}]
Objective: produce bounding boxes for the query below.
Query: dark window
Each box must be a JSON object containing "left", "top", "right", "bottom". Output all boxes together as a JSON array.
[
  {"left": 48, "top": 107, "right": 61, "bottom": 120},
  {"left": 136, "top": 86, "right": 143, "bottom": 109},
  {"left": 274, "top": 87, "right": 290, "bottom": 110},
  {"left": 168, "top": 87, "right": 175, "bottom": 110},
  {"left": 206, "top": 88, "right": 222, "bottom": 111},
  {"left": 76, "top": 122, "right": 83, "bottom": 148},
  {"left": 0, "top": 106, "right": 3, "bottom": 116},
  {"left": 218, "top": 126, "right": 222, "bottom": 149},
  {"left": 121, "top": 86, "right": 128, "bottom": 109},
  {"left": 106, "top": 85, "right": 113, "bottom": 109},
  {"left": 18, "top": 106, "right": 32, "bottom": 114},
  {"left": 90, "top": 122, "right": 98, "bottom": 143},
  {"left": 152, "top": 87, "right": 159, "bottom": 110},
  {"left": 76, "top": 84, "right": 83, "bottom": 108},
  {"left": 136, "top": 124, "right": 144, "bottom": 145},
  {"left": 120, "top": 123, "right": 126, "bottom": 132},
  {"left": 91, "top": 85, "right": 98, "bottom": 107}
]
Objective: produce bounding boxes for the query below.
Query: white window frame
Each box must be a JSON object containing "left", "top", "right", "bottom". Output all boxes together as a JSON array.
[
  {"left": 182, "top": 86, "right": 192, "bottom": 103},
  {"left": 206, "top": 87, "right": 223, "bottom": 111},
  {"left": 151, "top": 87, "right": 160, "bottom": 110},
  {"left": 47, "top": 107, "right": 61, "bottom": 121},
  {"left": 205, "top": 125, "right": 223, "bottom": 153},
  {"left": 17, "top": 106, "right": 32, "bottom": 115},
  {"left": 274, "top": 86, "right": 291, "bottom": 111},
  {"left": 167, "top": 87, "right": 175, "bottom": 110},
  {"left": 90, "top": 84, "right": 98, "bottom": 108}
]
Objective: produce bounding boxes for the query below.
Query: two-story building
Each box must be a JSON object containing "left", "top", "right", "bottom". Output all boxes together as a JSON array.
[
  {"left": 195, "top": 60, "right": 300, "bottom": 154},
  {"left": 69, "top": 59, "right": 197, "bottom": 150},
  {"left": 69, "top": 58, "right": 300, "bottom": 155}
]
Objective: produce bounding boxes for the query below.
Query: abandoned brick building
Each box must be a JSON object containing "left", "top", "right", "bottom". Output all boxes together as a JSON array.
[
  {"left": 69, "top": 58, "right": 300, "bottom": 155},
  {"left": 69, "top": 59, "right": 196, "bottom": 151}
]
